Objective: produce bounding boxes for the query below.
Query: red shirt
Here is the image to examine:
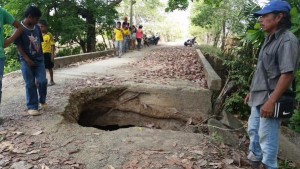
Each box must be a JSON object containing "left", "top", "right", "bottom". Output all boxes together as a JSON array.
[{"left": 136, "top": 29, "right": 143, "bottom": 39}]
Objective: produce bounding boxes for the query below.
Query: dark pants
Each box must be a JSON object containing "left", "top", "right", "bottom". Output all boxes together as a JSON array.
[{"left": 137, "top": 38, "right": 142, "bottom": 49}]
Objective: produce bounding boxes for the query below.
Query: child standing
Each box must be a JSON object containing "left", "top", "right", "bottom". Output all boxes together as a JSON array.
[
  {"left": 39, "top": 20, "right": 55, "bottom": 86},
  {"left": 113, "top": 22, "right": 123, "bottom": 58},
  {"left": 0, "top": 8, "right": 23, "bottom": 104},
  {"left": 130, "top": 25, "right": 137, "bottom": 50},
  {"left": 122, "top": 24, "right": 131, "bottom": 53},
  {"left": 15, "top": 6, "right": 47, "bottom": 116},
  {"left": 136, "top": 25, "right": 143, "bottom": 50}
]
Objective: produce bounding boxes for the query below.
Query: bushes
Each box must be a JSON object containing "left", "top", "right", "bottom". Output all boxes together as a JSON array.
[
  {"left": 199, "top": 45, "right": 223, "bottom": 58},
  {"left": 4, "top": 46, "right": 20, "bottom": 74},
  {"left": 222, "top": 42, "right": 257, "bottom": 119},
  {"left": 4, "top": 58, "right": 20, "bottom": 74},
  {"left": 56, "top": 46, "right": 82, "bottom": 57},
  {"left": 289, "top": 69, "right": 300, "bottom": 133}
]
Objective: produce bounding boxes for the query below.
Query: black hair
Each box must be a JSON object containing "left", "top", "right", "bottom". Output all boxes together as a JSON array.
[
  {"left": 25, "top": 5, "right": 42, "bottom": 18},
  {"left": 117, "top": 21, "right": 121, "bottom": 24},
  {"left": 273, "top": 11, "right": 292, "bottom": 29},
  {"left": 39, "top": 19, "right": 48, "bottom": 26},
  {"left": 138, "top": 25, "right": 143, "bottom": 29}
]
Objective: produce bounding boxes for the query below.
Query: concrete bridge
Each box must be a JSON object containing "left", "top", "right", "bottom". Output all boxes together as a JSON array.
[{"left": 0, "top": 44, "right": 255, "bottom": 169}]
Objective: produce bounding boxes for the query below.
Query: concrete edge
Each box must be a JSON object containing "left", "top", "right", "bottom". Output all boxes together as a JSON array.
[
  {"left": 54, "top": 50, "right": 115, "bottom": 68},
  {"left": 196, "top": 49, "right": 221, "bottom": 91},
  {"left": 4, "top": 50, "right": 116, "bottom": 77}
]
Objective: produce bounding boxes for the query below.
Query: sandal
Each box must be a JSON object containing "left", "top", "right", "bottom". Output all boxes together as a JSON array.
[{"left": 48, "top": 81, "right": 56, "bottom": 86}]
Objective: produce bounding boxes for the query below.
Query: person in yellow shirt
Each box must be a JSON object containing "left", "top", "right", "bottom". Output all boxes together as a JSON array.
[
  {"left": 122, "top": 24, "right": 131, "bottom": 53},
  {"left": 113, "top": 21, "right": 123, "bottom": 58},
  {"left": 38, "top": 20, "right": 55, "bottom": 86}
]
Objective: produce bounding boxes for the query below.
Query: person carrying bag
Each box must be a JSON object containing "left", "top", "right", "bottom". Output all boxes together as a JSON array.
[{"left": 261, "top": 58, "right": 296, "bottom": 118}]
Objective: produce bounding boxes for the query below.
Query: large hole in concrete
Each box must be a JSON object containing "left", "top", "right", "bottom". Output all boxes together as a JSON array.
[{"left": 63, "top": 85, "right": 211, "bottom": 132}]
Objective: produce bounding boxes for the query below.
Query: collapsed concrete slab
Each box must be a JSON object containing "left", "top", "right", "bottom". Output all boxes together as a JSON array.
[
  {"left": 208, "top": 119, "right": 240, "bottom": 147},
  {"left": 63, "top": 83, "right": 212, "bottom": 131},
  {"left": 279, "top": 126, "right": 300, "bottom": 168}
]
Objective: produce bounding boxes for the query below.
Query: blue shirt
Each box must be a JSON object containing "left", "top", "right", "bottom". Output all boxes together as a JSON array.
[{"left": 15, "top": 22, "right": 43, "bottom": 61}]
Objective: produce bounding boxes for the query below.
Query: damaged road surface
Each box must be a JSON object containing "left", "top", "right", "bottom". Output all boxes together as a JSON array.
[{"left": 0, "top": 45, "right": 251, "bottom": 169}]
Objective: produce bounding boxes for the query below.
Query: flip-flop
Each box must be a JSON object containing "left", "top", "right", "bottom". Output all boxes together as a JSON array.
[{"left": 48, "top": 82, "right": 56, "bottom": 86}]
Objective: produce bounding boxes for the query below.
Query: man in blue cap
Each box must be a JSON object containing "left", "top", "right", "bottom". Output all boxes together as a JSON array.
[{"left": 244, "top": 1, "right": 300, "bottom": 169}]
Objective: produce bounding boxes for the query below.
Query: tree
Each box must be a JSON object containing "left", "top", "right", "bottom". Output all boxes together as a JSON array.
[
  {"left": 191, "top": 0, "right": 246, "bottom": 48},
  {"left": 4, "top": 0, "right": 119, "bottom": 53},
  {"left": 165, "top": 0, "right": 222, "bottom": 12}
]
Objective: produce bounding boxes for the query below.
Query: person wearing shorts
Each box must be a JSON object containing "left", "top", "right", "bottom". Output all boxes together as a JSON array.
[{"left": 39, "top": 19, "right": 55, "bottom": 86}]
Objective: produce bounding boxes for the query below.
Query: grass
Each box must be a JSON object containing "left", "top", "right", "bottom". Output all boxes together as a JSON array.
[
  {"left": 279, "top": 160, "right": 297, "bottom": 169},
  {"left": 198, "top": 45, "right": 223, "bottom": 58}
]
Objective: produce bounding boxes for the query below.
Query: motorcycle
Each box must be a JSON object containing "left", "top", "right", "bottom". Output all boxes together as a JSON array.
[
  {"left": 184, "top": 37, "right": 197, "bottom": 47},
  {"left": 144, "top": 34, "right": 160, "bottom": 47}
]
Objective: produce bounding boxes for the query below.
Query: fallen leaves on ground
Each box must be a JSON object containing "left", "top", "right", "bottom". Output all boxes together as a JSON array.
[
  {"left": 122, "top": 142, "right": 251, "bottom": 169},
  {"left": 130, "top": 47, "right": 208, "bottom": 88},
  {"left": 31, "top": 130, "right": 43, "bottom": 136}
]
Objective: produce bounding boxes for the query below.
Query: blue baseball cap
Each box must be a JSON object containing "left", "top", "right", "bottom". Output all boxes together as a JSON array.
[{"left": 254, "top": 1, "right": 291, "bottom": 17}]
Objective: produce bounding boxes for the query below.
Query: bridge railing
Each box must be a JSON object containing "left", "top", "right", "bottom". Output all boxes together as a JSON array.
[{"left": 54, "top": 50, "right": 116, "bottom": 68}]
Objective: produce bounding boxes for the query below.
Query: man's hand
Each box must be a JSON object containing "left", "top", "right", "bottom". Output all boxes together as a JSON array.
[
  {"left": 244, "top": 93, "right": 250, "bottom": 104},
  {"left": 260, "top": 99, "right": 275, "bottom": 118},
  {"left": 4, "top": 21, "right": 24, "bottom": 48},
  {"left": 25, "top": 58, "right": 35, "bottom": 67}
]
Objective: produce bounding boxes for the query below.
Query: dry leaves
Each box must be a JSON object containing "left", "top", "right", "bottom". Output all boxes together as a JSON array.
[
  {"left": 131, "top": 47, "right": 208, "bottom": 87},
  {"left": 31, "top": 131, "right": 43, "bottom": 136}
]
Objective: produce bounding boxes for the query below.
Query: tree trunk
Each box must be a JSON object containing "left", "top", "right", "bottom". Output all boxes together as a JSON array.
[
  {"left": 101, "top": 33, "right": 108, "bottom": 50},
  {"left": 221, "top": 20, "right": 226, "bottom": 51},
  {"left": 79, "top": 39, "right": 87, "bottom": 53},
  {"left": 86, "top": 18, "right": 96, "bottom": 52},
  {"left": 77, "top": 2, "right": 96, "bottom": 53},
  {"left": 213, "top": 31, "right": 220, "bottom": 47},
  {"left": 107, "top": 34, "right": 112, "bottom": 49},
  {"left": 212, "top": 79, "right": 236, "bottom": 119}
]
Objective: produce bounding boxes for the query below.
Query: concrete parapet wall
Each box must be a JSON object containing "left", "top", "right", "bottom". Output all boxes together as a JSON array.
[
  {"left": 54, "top": 50, "right": 115, "bottom": 68},
  {"left": 196, "top": 49, "right": 221, "bottom": 91}
]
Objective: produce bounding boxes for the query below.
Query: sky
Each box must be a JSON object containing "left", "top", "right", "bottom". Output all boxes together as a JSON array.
[
  {"left": 165, "top": 0, "right": 270, "bottom": 40},
  {"left": 257, "top": 0, "right": 269, "bottom": 6}
]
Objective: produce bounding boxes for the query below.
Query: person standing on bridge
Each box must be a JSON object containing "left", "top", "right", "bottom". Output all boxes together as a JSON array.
[
  {"left": 244, "top": 1, "right": 300, "bottom": 168},
  {"left": 39, "top": 19, "right": 56, "bottom": 86},
  {"left": 130, "top": 25, "right": 137, "bottom": 50},
  {"left": 136, "top": 25, "right": 143, "bottom": 50},
  {"left": 122, "top": 24, "right": 131, "bottom": 53},
  {"left": 113, "top": 21, "right": 124, "bottom": 58},
  {"left": 0, "top": 8, "right": 24, "bottom": 105},
  {"left": 15, "top": 6, "right": 48, "bottom": 116}
]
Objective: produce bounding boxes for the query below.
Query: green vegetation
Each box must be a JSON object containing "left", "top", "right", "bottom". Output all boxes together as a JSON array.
[
  {"left": 2, "top": 0, "right": 184, "bottom": 74},
  {"left": 189, "top": 0, "right": 300, "bottom": 131},
  {"left": 289, "top": 70, "right": 300, "bottom": 133},
  {"left": 4, "top": 46, "right": 19, "bottom": 74},
  {"left": 2, "top": 0, "right": 120, "bottom": 74},
  {"left": 1, "top": 0, "right": 300, "bottom": 134},
  {"left": 279, "top": 160, "right": 297, "bottom": 169},
  {"left": 56, "top": 46, "right": 82, "bottom": 57},
  {"left": 4, "top": 0, "right": 119, "bottom": 53},
  {"left": 199, "top": 45, "right": 223, "bottom": 58}
]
